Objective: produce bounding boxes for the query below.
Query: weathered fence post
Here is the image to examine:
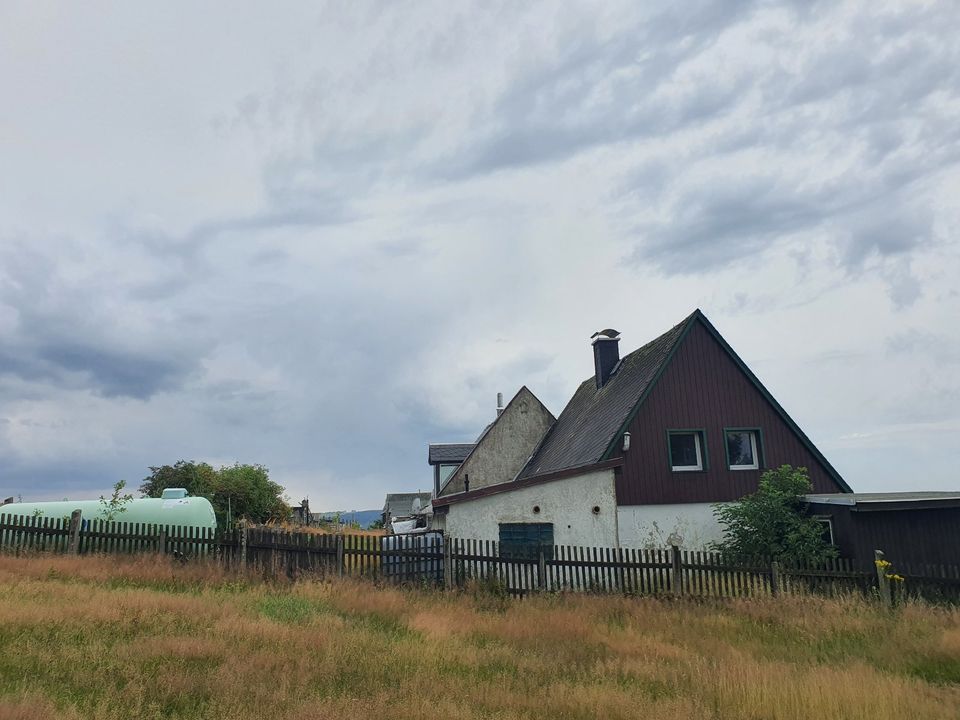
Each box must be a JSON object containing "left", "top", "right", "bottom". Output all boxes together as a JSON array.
[
  {"left": 157, "top": 527, "right": 167, "bottom": 555},
  {"left": 770, "top": 560, "right": 781, "bottom": 597},
  {"left": 443, "top": 536, "right": 452, "bottom": 591},
  {"left": 336, "top": 534, "right": 344, "bottom": 578},
  {"left": 67, "top": 510, "right": 82, "bottom": 554},
  {"left": 671, "top": 545, "right": 683, "bottom": 596},
  {"left": 874, "top": 549, "right": 892, "bottom": 609},
  {"left": 538, "top": 548, "right": 547, "bottom": 592},
  {"left": 239, "top": 524, "right": 248, "bottom": 567}
]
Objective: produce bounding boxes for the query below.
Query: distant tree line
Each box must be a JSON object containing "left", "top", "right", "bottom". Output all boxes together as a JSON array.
[{"left": 140, "top": 461, "right": 290, "bottom": 528}]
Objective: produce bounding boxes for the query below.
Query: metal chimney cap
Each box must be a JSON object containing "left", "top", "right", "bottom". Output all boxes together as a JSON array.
[{"left": 591, "top": 329, "right": 620, "bottom": 340}]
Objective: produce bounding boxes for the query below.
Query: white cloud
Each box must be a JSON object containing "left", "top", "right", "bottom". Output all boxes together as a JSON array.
[{"left": 1, "top": 0, "right": 958, "bottom": 506}]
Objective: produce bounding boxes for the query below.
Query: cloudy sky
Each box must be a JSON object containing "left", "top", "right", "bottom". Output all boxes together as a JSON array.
[{"left": 1, "top": 1, "right": 958, "bottom": 509}]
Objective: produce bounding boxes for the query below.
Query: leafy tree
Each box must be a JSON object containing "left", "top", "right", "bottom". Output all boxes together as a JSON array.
[
  {"left": 140, "top": 461, "right": 290, "bottom": 527},
  {"left": 139, "top": 461, "right": 218, "bottom": 499},
  {"left": 216, "top": 463, "right": 290, "bottom": 526},
  {"left": 712, "top": 465, "right": 837, "bottom": 562},
  {"left": 99, "top": 480, "right": 134, "bottom": 521}
]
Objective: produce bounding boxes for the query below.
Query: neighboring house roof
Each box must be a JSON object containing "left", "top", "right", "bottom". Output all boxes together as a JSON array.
[
  {"left": 519, "top": 314, "right": 690, "bottom": 479},
  {"left": 427, "top": 444, "right": 475, "bottom": 465},
  {"left": 383, "top": 492, "right": 432, "bottom": 518},
  {"left": 519, "top": 309, "right": 851, "bottom": 493}
]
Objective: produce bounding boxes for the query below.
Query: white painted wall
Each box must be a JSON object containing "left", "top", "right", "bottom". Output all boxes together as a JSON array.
[
  {"left": 442, "top": 468, "right": 618, "bottom": 547},
  {"left": 616, "top": 503, "right": 731, "bottom": 549}
]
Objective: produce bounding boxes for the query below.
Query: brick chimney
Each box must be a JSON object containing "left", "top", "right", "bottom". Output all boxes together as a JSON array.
[{"left": 591, "top": 329, "right": 621, "bottom": 388}]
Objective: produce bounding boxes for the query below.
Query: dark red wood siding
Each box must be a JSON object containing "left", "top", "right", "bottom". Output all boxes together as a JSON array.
[
  {"left": 613, "top": 321, "right": 845, "bottom": 505},
  {"left": 809, "top": 504, "right": 960, "bottom": 570}
]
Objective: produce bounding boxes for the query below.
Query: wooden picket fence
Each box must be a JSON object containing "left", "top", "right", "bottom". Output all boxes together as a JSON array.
[
  {"left": 0, "top": 511, "right": 217, "bottom": 557},
  {"left": 2, "top": 512, "right": 958, "bottom": 604},
  {"left": 446, "top": 539, "right": 879, "bottom": 599}
]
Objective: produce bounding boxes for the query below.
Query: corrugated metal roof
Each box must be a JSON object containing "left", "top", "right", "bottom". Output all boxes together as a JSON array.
[
  {"left": 519, "top": 314, "right": 692, "bottom": 478},
  {"left": 428, "top": 443, "right": 475, "bottom": 464},
  {"left": 805, "top": 492, "right": 960, "bottom": 506}
]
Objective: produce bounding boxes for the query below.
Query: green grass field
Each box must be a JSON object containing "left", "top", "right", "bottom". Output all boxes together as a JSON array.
[{"left": 0, "top": 553, "right": 958, "bottom": 719}]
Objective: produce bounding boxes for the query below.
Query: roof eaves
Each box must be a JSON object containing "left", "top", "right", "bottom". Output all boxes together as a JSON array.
[
  {"left": 433, "top": 458, "right": 623, "bottom": 508},
  {"left": 803, "top": 494, "right": 856, "bottom": 506},
  {"left": 806, "top": 492, "right": 960, "bottom": 506},
  {"left": 427, "top": 443, "right": 475, "bottom": 464},
  {"left": 695, "top": 312, "right": 853, "bottom": 493}
]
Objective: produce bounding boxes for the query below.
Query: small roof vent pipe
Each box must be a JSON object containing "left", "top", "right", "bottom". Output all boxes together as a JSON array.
[{"left": 496, "top": 392, "right": 504, "bottom": 416}]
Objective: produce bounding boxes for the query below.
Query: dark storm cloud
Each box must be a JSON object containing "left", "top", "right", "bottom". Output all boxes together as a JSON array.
[
  {"left": 0, "top": 457, "right": 122, "bottom": 501},
  {"left": 630, "top": 168, "right": 941, "bottom": 279},
  {"left": 843, "top": 210, "right": 931, "bottom": 268},
  {"left": 440, "top": 2, "right": 760, "bottom": 179},
  {"left": 607, "top": 3, "right": 959, "bottom": 292},
  {"left": 0, "top": 242, "right": 202, "bottom": 401},
  {"left": 631, "top": 177, "right": 827, "bottom": 273},
  {"left": 0, "top": 342, "right": 193, "bottom": 401},
  {"left": 132, "top": 201, "right": 356, "bottom": 268}
]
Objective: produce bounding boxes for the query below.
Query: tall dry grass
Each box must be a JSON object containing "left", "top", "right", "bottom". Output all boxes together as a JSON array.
[{"left": 0, "top": 552, "right": 957, "bottom": 720}]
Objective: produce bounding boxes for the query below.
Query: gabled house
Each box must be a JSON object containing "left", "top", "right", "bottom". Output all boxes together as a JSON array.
[
  {"left": 382, "top": 492, "right": 432, "bottom": 533},
  {"left": 432, "top": 309, "right": 852, "bottom": 550}
]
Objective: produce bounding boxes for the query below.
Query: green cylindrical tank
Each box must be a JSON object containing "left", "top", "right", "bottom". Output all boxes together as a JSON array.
[{"left": 0, "top": 490, "right": 216, "bottom": 531}]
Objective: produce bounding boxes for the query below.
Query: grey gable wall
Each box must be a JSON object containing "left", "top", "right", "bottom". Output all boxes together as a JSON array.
[{"left": 439, "top": 386, "right": 555, "bottom": 496}]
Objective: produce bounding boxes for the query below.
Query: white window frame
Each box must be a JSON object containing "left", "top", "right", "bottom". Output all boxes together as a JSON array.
[
  {"left": 814, "top": 517, "right": 835, "bottom": 545},
  {"left": 669, "top": 431, "right": 704, "bottom": 472},
  {"left": 727, "top": 430, "right": 759, "bottom": 471}
]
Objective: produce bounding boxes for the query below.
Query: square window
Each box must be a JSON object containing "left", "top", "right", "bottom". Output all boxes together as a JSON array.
[
  {"left": 499, "top": 523, "right": 554, "bottom": 560},
  {"left": 726, "top": 430, "right": 760, "bottom": 470},
  {"left": 669, "top": 431, "right": 704, "bottom": 471}
]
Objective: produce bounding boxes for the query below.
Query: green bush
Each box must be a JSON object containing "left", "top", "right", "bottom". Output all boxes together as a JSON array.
[{"left": 712, "top": 465, "right": 836, "bottom": 562}]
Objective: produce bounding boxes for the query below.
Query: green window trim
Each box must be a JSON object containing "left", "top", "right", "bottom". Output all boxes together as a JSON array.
[
  {"left": 723, "top": 427, "right": 765, "bottom": 470},
  {"left": 666, "top": 429, "right": 709, "bottom": 473},
  {"left": 498, "top": 522, "right": 554, "bottom": 560}
]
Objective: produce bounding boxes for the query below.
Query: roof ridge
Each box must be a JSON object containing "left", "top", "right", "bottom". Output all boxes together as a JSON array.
[{"left": 519, "top": 311, "right": 696, "bottom": 478}]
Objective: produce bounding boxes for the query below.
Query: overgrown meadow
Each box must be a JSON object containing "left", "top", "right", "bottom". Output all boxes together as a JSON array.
[{"left": 0, "top": 553, "right": 958, "bottom": 719}]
